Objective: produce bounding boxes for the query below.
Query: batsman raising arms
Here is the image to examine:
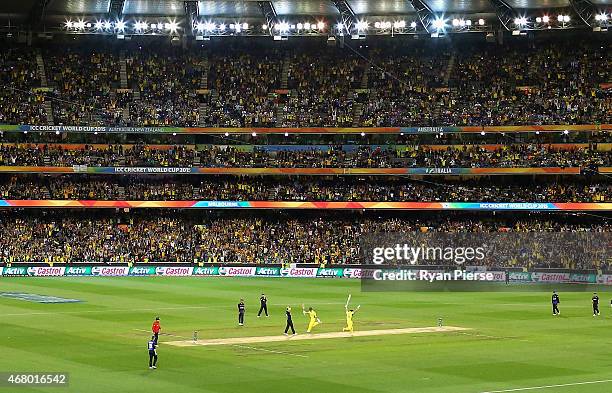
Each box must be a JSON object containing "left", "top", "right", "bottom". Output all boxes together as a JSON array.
[
  {"left": 302, "top": 304, "right": 321, "bottom": 333},
  {"left": 343, "top": 294, "right": 361, "bottom": 333}
]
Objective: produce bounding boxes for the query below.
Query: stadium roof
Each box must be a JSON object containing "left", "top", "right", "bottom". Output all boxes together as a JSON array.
[
  {"left": 1, "top": 0, "right": 610, "bottom": 33},
  {"left": 3, "top": 0, "right": 612, "bottom": 18}
]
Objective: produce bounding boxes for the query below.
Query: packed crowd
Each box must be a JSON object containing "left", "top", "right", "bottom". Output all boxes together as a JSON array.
[
  {"left": 279, "top": 53, "right": 364, "bottom": 127},
  {"left": 361, "top": 41, "right": 612, "bottom": 126},
  {"left": 45, "top": 48, "right": 124, "bottom": 126},
  {"left": 0, "top": 211, "right": 609, "bottom": 268},
  {"left": 0, "top": 176, "right": 609, "bottom": 203},
  {"left": 1, "top": 38, "right": 609, "bottom": 127},
  {"left": 126, "top": 49, "right": 203, "bottom": 126},
  {"left": 203, "top": 50, "right": 280, "bottom": 127},
  {"left": 0, "top": 144, "right": 196, "bottom": 167},
  {"left": 0, "top": 48, "right": 48, "bottom": 125},
  {"left": 0, "top": 143, "right": 609, "bottom": 168}
]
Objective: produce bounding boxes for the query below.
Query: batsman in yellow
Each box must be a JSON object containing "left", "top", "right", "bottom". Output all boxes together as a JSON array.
[
  {"left": 302, "top": 304, "right": 321, "bottom": 333},
  {"left": 343, "top": 304, "right": 361, "bottom": 333}
]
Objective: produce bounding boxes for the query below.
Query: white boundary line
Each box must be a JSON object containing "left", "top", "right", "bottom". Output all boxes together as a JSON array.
[{"left": 480, "top": 379, "right": 612, "bottom": 393}]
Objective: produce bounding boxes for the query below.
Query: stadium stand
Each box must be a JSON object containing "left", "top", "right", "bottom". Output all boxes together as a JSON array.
[
  {"left": 0, "top": 210, "right": 609, "bottom": 267},
  {"left": 0, "top": 38, "right": 610, "bottom": 127},
  {"left": 0, "top": 175, "right": 609, "bottom": 202},
  {"left": 0, "top": 143, "right": 609, "bottom": 168}
]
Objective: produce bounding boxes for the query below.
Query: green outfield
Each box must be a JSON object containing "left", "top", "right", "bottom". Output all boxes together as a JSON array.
[{"left": 0, "top": 277, "right": 610, "bottom": 393}]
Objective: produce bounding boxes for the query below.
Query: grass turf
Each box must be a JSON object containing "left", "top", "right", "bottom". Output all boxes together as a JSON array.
[{"left": 0, "top": 277, "right": 610, "bottom": 393}]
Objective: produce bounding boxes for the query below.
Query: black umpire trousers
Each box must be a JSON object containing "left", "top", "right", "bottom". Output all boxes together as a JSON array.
[
  {"left": 285, "top": 320, "right": 295, "bottom": 334},
  {"left": 149, "top": 351, "right": 158, "bottom": 367},
  {"left": 552, "top": 304, "right": 559, "bottom": 314},
  {"left": 258, "top": 304, "right": 268, "bottom": 317},
  {"left": 239, "top": 311, "right": 245, "bottom": 324}
]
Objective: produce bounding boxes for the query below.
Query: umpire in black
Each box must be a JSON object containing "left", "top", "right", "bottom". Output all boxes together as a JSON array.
[
  {"left": 592, "top": 292, "right": 600, "bottom": 316},
  {"left": 258, "top": 293, "right": 269, "bottom": 317},
  {"left": 552, "top": 291, "right": 560, "bottom": 315},
  {"left": 238, "top": 298, "right": 245, "bottom": 326},
  {"left": 284, "top": 306, "right": 296, "bottom": 335},
  {"left": 148, "top": 335, "right": 158, "bottom": 369}
]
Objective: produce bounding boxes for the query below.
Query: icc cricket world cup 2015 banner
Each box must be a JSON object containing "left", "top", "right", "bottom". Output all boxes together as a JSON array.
[
  {"left": 0, "top": 200, "right": 610, "bottom": 211},
  {"left": 0, "top": 166, "right": 583, "bottom": 176},
  {"left": 4, "top": 124, "right": 610, "bottom": 135}
]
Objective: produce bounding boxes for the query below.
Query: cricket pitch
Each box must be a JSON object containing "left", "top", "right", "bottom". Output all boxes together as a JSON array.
[{"left": 165, "top": 326, "right": 470, "bottom": 347}]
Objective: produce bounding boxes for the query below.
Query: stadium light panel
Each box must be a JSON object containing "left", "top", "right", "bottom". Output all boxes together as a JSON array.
[
  {"left": 452, "top": 18, "right": 459, "bottom": 27},
  {"left": 536, "top": 17, "right": 542, "bottom": 23},
  {"left": 279, "top": 22, "right": 290, "bottom": 32},
  {"left": 262, "top": 24, "right": 268, "bottom": 30},
  {"left": 432, "top": 18, "right": 446, "bottom": 30},
  {"left": 65, "top": 20, "right": 73, "bottom": 28},
  {"left": 356, "top": 20, "right": 368, "bottom": 30},
  {"left": 563, "top": 15, "right": 570, "bottom": 22},
  {"left": 478, "top": 18, "right": 485, "bottom": 26},
  {"left": 284, "top": 132, "right": 289, "bottom": 137},
  {"left": 514, "top": 17, "right": 527, "bottom": 26},
  {"left": 242, "top": 23, "right": 249, "bottom": 30},
  {"left": 116, "top": 20, "right": 126, "bottom": 31},
  {"left": 205, "top": 22, "right": 215, "bottom": 31},
  {"left": 167, "top": 21, "right": 179, "bottom": 33},
  {"left": 410, "top": 21, "right": 417, "bottom": 28},
  {"left": 336, "top": 22, "right": 344, "bottom": 30},
  {"left": 229, "top": 23, "right": 235, "bottom": 30},
  {"left": 224, "top": 132, "right": 229, "bottom": 136},
  {"left": 94, "top": 21, "right": 103, "bottom": 30},
  {"left": 317, "top": 21, "right": 325, "bottom": 30},
  {"left": 104, "top": 21, "right": 112, "bottom": 30},
  {"left": 360, "top": 132, "right": 366, "bottom": 136},
  {"left": 465, "top": 19, "right": 472, "bottom": 26},
  {"left": 595, "top": 13, "right": 607, "bottom": 21},
  {"left": 219, "top": 24, "right": 226, "bottom": 31},
  {"left": 374, "top": 21, "right": 381, "bottom": 28},
  {"left": 542, "top": 15, "right": 550, "bottom": 23},
  {"left": 195, "top": 22, "right": 205, "bottom": 32},
  {"left": 252, "top": 132, "right": 257, "bottom": 137}
]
